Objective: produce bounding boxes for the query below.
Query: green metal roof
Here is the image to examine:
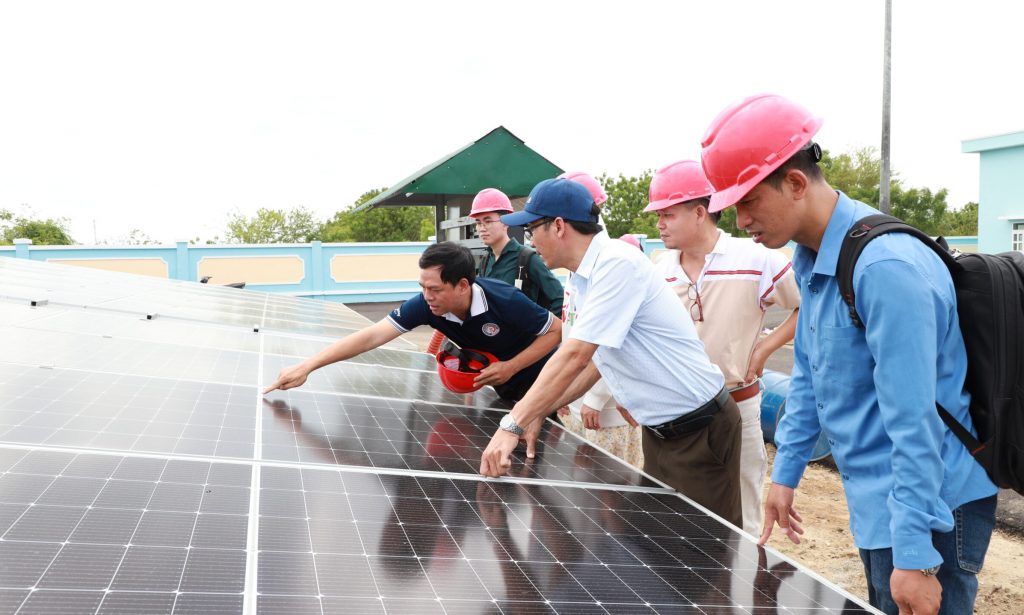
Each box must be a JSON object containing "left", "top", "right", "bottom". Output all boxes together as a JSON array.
[{"left": 355, "top": 126, "right": 563, "bottom": 211}]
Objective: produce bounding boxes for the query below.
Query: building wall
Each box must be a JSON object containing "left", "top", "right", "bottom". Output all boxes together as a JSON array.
[
  {"left": 963, "top": 131, "right": 1024, "bottom": 254},
  {"left": 977, "top": 146, "right": 1024, "bottom": 253}
]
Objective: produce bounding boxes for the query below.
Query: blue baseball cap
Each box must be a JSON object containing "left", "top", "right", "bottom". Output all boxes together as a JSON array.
[{"left": 500, "top": 178, "right": 597, "bottom": 227}]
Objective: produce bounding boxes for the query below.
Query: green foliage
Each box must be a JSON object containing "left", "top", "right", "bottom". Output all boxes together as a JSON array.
[
  {"left": 819, "top": 146, "right": 975, "bottom": 237},
  {"left": 891, "top": 187, "right": 950, "bottom": 235},
  {"left": 0, "top": 209, "right": 75, "bottom": 245},
  {"left": 598, "top": 171, "right": 654, "bottom": 239},
  {"left": 820, "top": 147, "right": 883, "bottom": 204},
  {"left": 944, "top": 202, "right": 979, "bottom": 236},
  {"left": 225, "top": 206, "right": 322, "bottom": 244},
  {"left": 321, "top": 188, "right": 434, "bottom": 243}
]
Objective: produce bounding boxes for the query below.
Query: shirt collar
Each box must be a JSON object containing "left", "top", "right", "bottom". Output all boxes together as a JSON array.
[
  {"left": 709, "top": 229, "right": 730, "bottom": 255},
  {"left": 574, "top": 231, "right": 610, "bottom": 280},
  {"left": 487, "top": 236, "right": 521, "bottom": 258},
  {"left": 442, "top": 283, "right": 488, "bottom": 323},
  {"left": 793, "top": 191, "right": 858, "bottom": 279}
]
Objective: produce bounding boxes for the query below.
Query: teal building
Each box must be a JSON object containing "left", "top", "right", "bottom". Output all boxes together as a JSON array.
[{"left": 962, "top": 131, "right": 1024, "bottom": 254}]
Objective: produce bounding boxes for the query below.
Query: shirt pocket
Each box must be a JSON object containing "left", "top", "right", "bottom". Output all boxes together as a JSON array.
[{"left": 819, "top": 324, "right": 874, "bottom": 392}]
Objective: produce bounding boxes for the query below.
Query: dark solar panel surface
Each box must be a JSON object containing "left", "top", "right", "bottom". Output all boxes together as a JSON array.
[{"left": 0, "top": 256, "right": 877, "bottom": 614}]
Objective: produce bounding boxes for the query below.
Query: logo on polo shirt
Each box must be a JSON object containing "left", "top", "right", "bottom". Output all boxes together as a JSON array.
[{"left": 481, "top": 323, "right": 500, "bottom": 337}]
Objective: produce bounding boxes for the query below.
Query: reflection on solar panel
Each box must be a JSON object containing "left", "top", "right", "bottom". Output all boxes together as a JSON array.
[{"left": 0, "top": 257, "right": 877, "bottom": 614}]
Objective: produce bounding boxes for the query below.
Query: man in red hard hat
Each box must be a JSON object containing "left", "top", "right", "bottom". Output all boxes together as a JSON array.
[
  {"left": 471, "top": 188, "right": 564, "bottom": 316},
  {"left": 701, "top": 94, "right": 996, "bottom": 615},
  {"left": 479, "top": 177, "right": 743, "bottom": 527},
  {"left": 264, "top": 242, "right": 561, "bottom": 405},
  {"left": 645, "top": 159, "right": 801, "bottom": 537}
]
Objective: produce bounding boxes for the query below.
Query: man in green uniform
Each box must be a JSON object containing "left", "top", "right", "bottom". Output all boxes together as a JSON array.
[{"left": 471, "top": 188, "right": 564, "bottom": 316}]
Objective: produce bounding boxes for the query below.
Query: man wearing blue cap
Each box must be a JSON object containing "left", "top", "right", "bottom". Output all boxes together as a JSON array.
[{"left": 479, "top": 178, "right": 744, "bottom": 527}]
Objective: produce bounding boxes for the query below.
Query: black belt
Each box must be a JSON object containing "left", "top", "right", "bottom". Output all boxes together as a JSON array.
[{"left": 645, "top": 387, "right": 730, "bottom": 440}]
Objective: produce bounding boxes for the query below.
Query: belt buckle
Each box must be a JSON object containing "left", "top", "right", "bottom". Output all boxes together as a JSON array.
[{"left": 647, "top": 425, "right": 667, "bottom": 440}]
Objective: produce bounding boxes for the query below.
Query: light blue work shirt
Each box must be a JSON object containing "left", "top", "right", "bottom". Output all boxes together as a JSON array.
[{"left": 771, "top": 192, "right": 997, "bottom": 570}]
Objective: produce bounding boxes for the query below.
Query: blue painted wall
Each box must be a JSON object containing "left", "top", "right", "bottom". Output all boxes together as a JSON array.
[{"left": 963, "top": 131, "right": 1024, "bottom": 254}]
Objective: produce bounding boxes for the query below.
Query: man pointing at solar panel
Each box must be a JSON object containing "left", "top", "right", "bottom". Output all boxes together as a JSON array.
[
  {"left": 263, "top": 242, "right": 562, "bottom": 405},
  {"left": 479, "top": 178, "right": 744, "bottom": 528}
]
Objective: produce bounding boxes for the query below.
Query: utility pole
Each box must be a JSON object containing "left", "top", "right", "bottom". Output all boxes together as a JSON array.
[{"left": 880, "top": 0, "right": 893, "bottom": 214}]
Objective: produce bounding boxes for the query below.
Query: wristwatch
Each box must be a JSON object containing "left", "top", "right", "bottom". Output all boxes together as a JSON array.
[
  {"left": 921, "top": 565, "right": 941, "bottom": 577},
  {"left": 499, "top": 413, "right": 525, "bottom": 437}
]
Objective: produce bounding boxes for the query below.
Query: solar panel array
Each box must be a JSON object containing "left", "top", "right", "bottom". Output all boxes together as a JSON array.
[{"left": 0, "top": 256, "right": 877, "bottom": 614}]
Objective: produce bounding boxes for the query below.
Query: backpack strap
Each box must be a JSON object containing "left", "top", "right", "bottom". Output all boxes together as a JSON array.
[
  {"left": 516, "top": 244, "right": 534, "bottom": 287},
  {"left": 836, "top": 214, "right": 960, "bottom": 328},
  {"left": 836, "top": 214, "right": 980, "bottom": 459},
  {"left": 936, "top": 402, "right": 989, "bottom": 462}
]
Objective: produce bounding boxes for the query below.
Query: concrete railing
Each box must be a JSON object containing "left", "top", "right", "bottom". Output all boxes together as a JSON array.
[{"left": 1, "top": 234, "right": 979, "bottom": 303}]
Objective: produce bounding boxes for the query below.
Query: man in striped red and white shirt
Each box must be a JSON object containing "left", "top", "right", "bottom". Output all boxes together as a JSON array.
[{"left": 647, "top": 160, "right": 801, "bottom": 536}]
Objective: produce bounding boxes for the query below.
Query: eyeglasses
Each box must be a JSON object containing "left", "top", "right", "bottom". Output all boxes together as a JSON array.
[
  {"left": 524, "top": 218, "right": 553, "bottom": 242},
  {"left": 473, "top": 218, "right": 502, "bottom": 229},
  {"left": 686, "top": 283, "right": 704, "bottom": 323}
]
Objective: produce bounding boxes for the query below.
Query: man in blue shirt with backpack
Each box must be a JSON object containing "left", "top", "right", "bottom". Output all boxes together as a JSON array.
[{"left": 701, "top": 94, "right": 998, "bottom": 615}]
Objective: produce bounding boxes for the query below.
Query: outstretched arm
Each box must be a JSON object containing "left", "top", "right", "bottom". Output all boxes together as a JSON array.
[{"left": 262, "top": 319, "right": 403, "bottom": 393}]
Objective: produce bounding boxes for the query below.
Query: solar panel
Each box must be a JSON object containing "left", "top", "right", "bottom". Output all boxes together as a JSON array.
[{"left": 0, "top": 258, "right": 878, "bottom": 615}]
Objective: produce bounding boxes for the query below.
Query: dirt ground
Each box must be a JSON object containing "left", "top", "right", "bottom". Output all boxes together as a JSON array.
[{"left": 762, "top": 445, "right": 1024, "bottom": 614}]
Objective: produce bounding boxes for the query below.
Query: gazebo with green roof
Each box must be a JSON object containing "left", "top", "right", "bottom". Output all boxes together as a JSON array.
[{"left": 356, "top": 126, "right": 563, "bottom": 242}]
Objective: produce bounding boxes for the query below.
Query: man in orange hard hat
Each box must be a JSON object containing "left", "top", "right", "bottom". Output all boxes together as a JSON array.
[
  {"left": 645, "top": 159, "right": 801, "bottom": 537},
  {"left": 701, "top": 94, "right": 996, "bottom": 615},
  {"left": 471, "top": 188, "right": 563, "bottom": 316}
]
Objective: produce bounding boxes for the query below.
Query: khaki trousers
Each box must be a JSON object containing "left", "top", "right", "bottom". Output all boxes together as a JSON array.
[{"left": 642, "top": 397, "right": 743, "bottom": 528}]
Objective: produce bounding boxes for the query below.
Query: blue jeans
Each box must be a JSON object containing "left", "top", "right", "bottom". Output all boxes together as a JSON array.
[{"left": 858, "top": 494, "right": 997, "bottom": 615}]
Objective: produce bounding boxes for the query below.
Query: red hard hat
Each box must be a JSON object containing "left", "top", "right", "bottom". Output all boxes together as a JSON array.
[
  {"left": 700, "top": 94, "right": 823, "bottom": 213},
  {"left": 435, "top": 343, "right": 498, "bottom": 394},
  {"left": 643, "top": 160, "right": 714, "bottom": 213},
  {"left": 470, "top": 188, "right": 513, "bottom": 217},
  {"left": 558, "top": 171, "right": 607, "bottom": 206}
]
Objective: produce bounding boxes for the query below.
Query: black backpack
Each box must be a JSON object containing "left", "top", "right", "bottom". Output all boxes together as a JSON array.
[
  {"left": 837, "top": 213, "right": 1024, "bottom": 494},
  {"left": 516, "top": 245, "right": 557, "bottom": 313}
]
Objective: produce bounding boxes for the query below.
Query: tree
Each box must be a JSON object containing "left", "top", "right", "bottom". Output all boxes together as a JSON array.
[
  {"left": 819, "top": 146, "right": 964, "bottom": 237},
  {"left": 1, "top": 209, "right": 75, "bottom": 245},
  {"left": 598, "top": 171, "right": 654, "bottom": 239},
  {"left": 225, "top": 206, "right": 321, "bottom": 244},
  {"left": 943, "top": 202, "right": 978, "bottom": 236},
  {"left": 820, "top": 147, "right": 883, "bottom": 205},
  {"left": 321, "top": 188, "right": 434, "bottom": 242}
]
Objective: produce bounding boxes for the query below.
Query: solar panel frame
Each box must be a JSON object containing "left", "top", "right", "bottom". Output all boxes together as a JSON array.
[{"left": 0, "top": 258, "right": 880, "bottom": 615}]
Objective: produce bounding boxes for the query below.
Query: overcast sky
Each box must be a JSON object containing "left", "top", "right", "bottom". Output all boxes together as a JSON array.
[{"left": 1, "top": 1, "right": 1020, "bottom": 244}]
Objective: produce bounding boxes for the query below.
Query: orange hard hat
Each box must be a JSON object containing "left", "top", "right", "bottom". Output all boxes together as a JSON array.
[
  {"left": 558, "top": 171, "right": 608, "bottom": 206},
  {"left": 701, "top": 93, "right": 823, "bottom": 213},
  {"left": 644, "top": 160, "right": 715, "bottom": 213},
  {"left": 435, "top": 342, "right": 498, "bottom": 394},
  {"left": 470, "top": 188, "right": 514, "bottom": 217}
]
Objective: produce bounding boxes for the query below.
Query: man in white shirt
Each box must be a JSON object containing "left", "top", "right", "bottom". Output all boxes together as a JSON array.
[{"left": 479, "top": 177, "right": 743, "bottom": 527}]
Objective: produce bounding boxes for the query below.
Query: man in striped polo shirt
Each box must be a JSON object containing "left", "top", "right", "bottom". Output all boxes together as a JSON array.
[{"left": 646, "top": 160, "right": 801, "bottom": 536}]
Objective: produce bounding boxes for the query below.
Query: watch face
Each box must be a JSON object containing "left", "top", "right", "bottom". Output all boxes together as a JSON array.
[{"left": 500, "top": 414, "right": 522, "bottom": 434}]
